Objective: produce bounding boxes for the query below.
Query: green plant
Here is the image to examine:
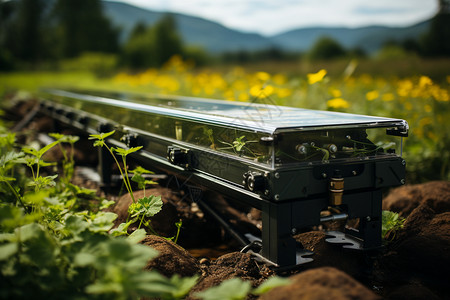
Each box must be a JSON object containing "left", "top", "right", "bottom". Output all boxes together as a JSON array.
[
  {"left": 194, "top": 276, "right": 291, "bottom": 300},
  {"left": 49, "top": 133, "right": 80, "bottom": 183},
  {"left": 89, "top": 131, "right": 169, "bottom": 238},
  {"left": 382, "top": 210, "right": 406, "bottom": 241},
  {"left": 22, "top": 140, "right": 59, "bottom": 192},
  {"left": 219, "top": 135, "right": 259, "bottom": 158}
]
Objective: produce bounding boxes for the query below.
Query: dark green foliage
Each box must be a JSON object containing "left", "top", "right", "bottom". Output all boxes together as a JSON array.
[
  {"left": 121, "top": 14, "right": 184, "bottom": 69},
  {"left": 420, "top": 8, "right": 450, "bottom": 57},
  {"left": 307, "top": 36, "right": 346, "bottom": 60},
  {"left": 52, "top": 0, "right": 120, "bottom": 58}
]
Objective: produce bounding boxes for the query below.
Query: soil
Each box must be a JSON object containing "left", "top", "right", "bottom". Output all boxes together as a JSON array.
[{"left": 4, "top": 99, "right": 450, "bottom": 299}]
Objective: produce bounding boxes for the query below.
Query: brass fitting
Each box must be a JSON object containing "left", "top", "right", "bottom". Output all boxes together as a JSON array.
[{"left": 329, "top": 177, "right": 344, "bottom": 206}]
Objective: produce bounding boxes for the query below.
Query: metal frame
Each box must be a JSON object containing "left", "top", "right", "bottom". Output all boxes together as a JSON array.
[{"left": 36, "top": 89, "right": 408, "bottom": 268}]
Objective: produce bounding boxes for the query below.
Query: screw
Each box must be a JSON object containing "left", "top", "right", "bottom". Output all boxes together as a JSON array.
[
  {"left": 274, "top": 172, "right": 280, "bottom": 179},
  {"left": 352, "top": 170, "right": 357, "bottom": 176},
  {"left": 291, "top": 228, "right": 297, "bottom": 235},
  {"left": 400, "top": 179, "right": 406, "bottom": 185},
  {"left": 402, "top": 160, "right": 406, "bottom": 166},
  {"left": 274, "top": 194, "right": 280, "bottom": 201},
  {"left": 322, "top": 173, "right": 327, "bottom": 179},
  {"left": 366, "top": 216, "right": 371, "bottom": 222},
  {"left": 264, "top": 189, "right": 270, "bottom": 196}
]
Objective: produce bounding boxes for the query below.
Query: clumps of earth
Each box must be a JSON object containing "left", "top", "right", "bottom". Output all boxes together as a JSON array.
[
  {"left": 5, "top": 97, "right": 450, "bottom": 299},
  {"left": 110, "top": 181, "right": 449, "bottom": 300}
]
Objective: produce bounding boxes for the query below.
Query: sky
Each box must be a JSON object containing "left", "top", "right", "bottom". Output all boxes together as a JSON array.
[{"left": 116, "top": 0, "right": 439, "bottom": 36}]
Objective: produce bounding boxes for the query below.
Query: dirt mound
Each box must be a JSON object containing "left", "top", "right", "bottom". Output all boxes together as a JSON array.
[
  {"left": 188, "top": 252, "right": 272, "bottom": 297},
  {"left": 141, "top": 235, "right": 200, "bottom": 278},
  {"left": 377, "top": 181, "right": 450, "bottom": 299},
  {"left": 383, "top": 181, "right": 450, "bottom": 216},
  {"left": 260, "top": 267, "right": 380, "bottom": 300},
  {"left": 114, "top": 188, "right": 180, "bottom": 237}
]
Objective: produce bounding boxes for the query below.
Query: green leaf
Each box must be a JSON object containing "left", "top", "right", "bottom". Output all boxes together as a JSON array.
[
  {"left": 0, "top": 151, "right": 25, "bottom": 167},
  {"left": 163, "top": 274, "right": 199, "bottom": 299},
  {"left": 28, "top": 175, "right": 58, "bottom": 189},
  {"left": 113, "top": 146, "right": 143, "bottom": 157},
  {"left": 126, "top": 228, "right": 147, "bottom": 244},
  {"left": 74, "top": 252, "right": 96, "bottom": 267},
  {"left": 65, "top": 215, "right": 89, "bottom": 235},
  {"left": 110, "top": 221, "right": 132, "bottom": 237},
  {"left": 38, "top": 140, "right": 60, "bottom": 157},
  {"left": 93, "top": 140, "right": 105, "bottom": 147},
  {"left": 22, "top": 146, "right": 39, "bottom": 157},
  {"left": 252, "top": 276, "right": 291, "bottom": 295},
  {"left": 0, "top": 243, "right": 18, "bottom": 261},
  {"left": 89, "top": 130, "right": 115, "bottom": 140},
  {"left": 131, "top": 173, "right": 146, "bottom": 186},
  {"left": 0, "top": 175, "right": 16, "bottom": 182},
  {"left": 194, "top": 277, "right": 252, "bottom": 300},
  {"left": 130, "top": 166, "right": 154, "bottom": 175},
  {"left": 100, "top": 199, "right": 116, "bottom": 210},
  {"left": 382, "top": 210, "right": 405, "bottom": 240},
  {"left": 90, "top": 212, "right": 118, "bottom": 233},
  {"left": 138, "top": 195, "right": 163, "bottom": 218}
]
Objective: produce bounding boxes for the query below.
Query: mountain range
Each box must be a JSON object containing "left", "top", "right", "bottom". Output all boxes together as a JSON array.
[{"left": 103, "top": 1, "right": 430, "bottom": 54}]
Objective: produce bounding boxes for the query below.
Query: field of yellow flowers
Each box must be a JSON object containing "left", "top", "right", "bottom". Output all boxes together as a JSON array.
[
  {"left": 110, "top": 56, "right": 449, "bottom": 182},
  {"left": 1, "top": 56, "right": 449, "bottom": 182}
]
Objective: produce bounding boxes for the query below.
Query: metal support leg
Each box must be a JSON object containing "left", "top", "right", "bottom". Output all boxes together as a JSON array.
[
  {"left": 261, "top": 201, "right": 297, "bottom": 267},
  {"left": 99, "top": 146, "right": 114, "bottom": 188},
  {"left": 358, "top": 189, "right": 382, "bottom": 249}
]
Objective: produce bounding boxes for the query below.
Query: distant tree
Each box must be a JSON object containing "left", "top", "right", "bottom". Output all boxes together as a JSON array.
[
  {"left": 121, "top": 14, "right": 184, "bottom": 69},
  {"left": 0, "top": 0, "right": 54, "bottom": 67},
  {"left": 308, "top": 36, "right": 346, "bottom": 60},
  {"left": 121, "top": 23, "right": 155, "bottom": 68},
  {"left": 347, "top": 47, "right": 367, "bottom": 58},
  {"left": 52, "top": 0, "right": 120, "bottom": 58},
  {"left": 152, "top": 14, "right": 184, "bottom": 66},
  {"left": 420, "top": 0, "right": 450, "bottom": 57}
]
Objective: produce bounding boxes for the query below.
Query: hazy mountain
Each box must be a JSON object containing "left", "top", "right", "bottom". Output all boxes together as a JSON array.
[
  {"left": 102, "top": 1, "right": 274, "bottom": 52},
  {"left": 102, "top": 1, "right": 430, "bottom": 54},
  {"left": 270, "top": 21, "right": 430, "bottom": 53}
]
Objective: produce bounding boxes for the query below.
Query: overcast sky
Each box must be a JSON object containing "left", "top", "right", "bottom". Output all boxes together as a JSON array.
[{"left": 116, "top": 0, "right": 438, "bottom": 36}]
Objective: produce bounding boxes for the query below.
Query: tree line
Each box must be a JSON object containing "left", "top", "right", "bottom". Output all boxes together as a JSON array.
[
  {"left": 0, "top": 0, "right": 187, "bottom": 71},
  {"left": 0, "top": 0, "right": 449, "bottom": 72}
]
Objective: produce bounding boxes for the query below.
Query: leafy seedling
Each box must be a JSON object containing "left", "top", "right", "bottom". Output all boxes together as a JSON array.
[{"left": 382, "top": 210, "right": 406, "bottom": 241}]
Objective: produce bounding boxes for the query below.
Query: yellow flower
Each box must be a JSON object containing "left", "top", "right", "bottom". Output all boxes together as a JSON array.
[
  {"left": 250, "top": 84, "right": 274, "bottom": 98},
  {"left": 419, "top": 76, "right": 433, "bottom": 88},
  {"left": 238, "top": 92, "right": 250, "bottom": 102},
  {"left": 307, "top": 69, "right": 327, "bottom": 84},
  {"left": 381, "top": 93, "right": 395, "bottom": 102},
  {"left": 330, "top": 89, "right": 342, "bottom": 98},
  {"left": 256, "top": 71, "right": 271, "bottom": 82},
  {"left": 424, "top": 104, "right": 432, "bottom": 113},
  {"left": 366, "top": 90, "right": 379, "bottom": 101},
  {"left": 273, "top": 73, "right": 287, "bottom": 85},
  {"left": 327, "top": 98, "right": 350, "bottom": 109},
  {"left": 277, "top": 88, "right": 292, "bottom": 98}
]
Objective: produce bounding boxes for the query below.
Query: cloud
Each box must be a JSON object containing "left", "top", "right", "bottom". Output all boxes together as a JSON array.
[{"left": 118, "top": 0, "right": 438, "bottom": 35}]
